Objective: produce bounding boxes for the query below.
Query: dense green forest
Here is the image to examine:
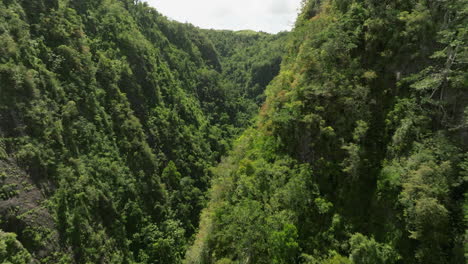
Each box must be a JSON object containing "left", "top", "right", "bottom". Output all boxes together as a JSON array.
[
  {"left": 0, "top": 0, "right": 282, "bottom": 262},
  {"left": 0, "top": 0, "right": 467, "bottom": 263},
  {"left": 187, "top": 0, "right": 468, "bottom": 263}
]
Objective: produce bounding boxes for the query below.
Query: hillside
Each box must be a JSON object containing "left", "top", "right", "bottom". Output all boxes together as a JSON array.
[
  {"left": 187, "top": 0, "right": 467, "bottom": 263},
  {"left": 0, "top": 0, "right": 282, "bottom": 262}
]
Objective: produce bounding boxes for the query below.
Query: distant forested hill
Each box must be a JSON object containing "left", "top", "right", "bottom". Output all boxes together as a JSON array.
[
  {"left": 187, "top": 0, "right": 468, "bottom": 263},
  {"left": 203, "top": 29, "right": 287, "bottom": 105},
  {"left": 0, "top": 0, "right": 283, "bottom": 262}
]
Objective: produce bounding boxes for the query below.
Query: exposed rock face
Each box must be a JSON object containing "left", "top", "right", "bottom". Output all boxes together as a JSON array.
[{"left": 0, "top": 158, "right": 60, "bottom": 259}]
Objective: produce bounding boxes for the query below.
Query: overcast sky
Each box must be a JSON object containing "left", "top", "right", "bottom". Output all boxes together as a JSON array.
[{"left": 144, "top": 0, "right": 303, "bottom": 33}]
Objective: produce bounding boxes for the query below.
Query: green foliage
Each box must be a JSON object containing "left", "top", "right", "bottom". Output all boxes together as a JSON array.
[
  {"left": 269, "top": 223, "right": 300, "bottom": 264},
  {"left": 189, "top": 0, "right": 467, "bottom": 263},
  {"left": 322, "top": 254, "right": 352, "bottom": 264},
  {"left": 349, "top": 233, "right": 399, "bottom": 264},
  {"left": 0, "top": 231, "right": 32, "bottom": 264},
  {"left": 162, "top": 161, "right": 182, "bottom": 190},
  {"left": 203, "top": 30, "right": 287, "bottom": 105},
  {"left": 0, "top": 0, "right": 285, "bottom": 263}
]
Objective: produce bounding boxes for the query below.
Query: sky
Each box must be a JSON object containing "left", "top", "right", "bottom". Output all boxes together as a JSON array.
[{"left": 144, "top": 0, "right": 303, "bottom": 33}]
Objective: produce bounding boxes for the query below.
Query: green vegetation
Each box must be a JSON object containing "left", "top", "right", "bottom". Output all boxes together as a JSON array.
[
  {"left": 203, "top": 30, "right": 287, "bottom": 105},
  {"left": 187, "top": 0, "right": 468, "bottom": 263},
  {"left": 0, "top": 0, "right": 466, "bottom": 263},
  {"left": 0, "top": 231, "right": 32, "bottom": 264},
  {"left": 0, "top": 0, "right": 281, "bottom": 262}
]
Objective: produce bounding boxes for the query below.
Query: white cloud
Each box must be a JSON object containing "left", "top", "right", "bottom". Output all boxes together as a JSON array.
[{"left": 144, "top": 0, "right": 302, "bottom": 33}]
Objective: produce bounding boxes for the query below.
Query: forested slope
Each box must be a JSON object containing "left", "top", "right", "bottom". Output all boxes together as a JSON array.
[
  {"left": 203, "top": 30, "right": 287, "bottom": 105},
  {"left": 0, "top": 0, "right": 282, "bottom": 262},
  {"left": 187, "top": 0, "right": 468, "bottom": 263}
]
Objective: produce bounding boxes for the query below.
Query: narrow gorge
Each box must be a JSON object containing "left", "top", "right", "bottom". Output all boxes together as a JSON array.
[{"left": 0, "top": 0, "right": 466, "bottom": 263}]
